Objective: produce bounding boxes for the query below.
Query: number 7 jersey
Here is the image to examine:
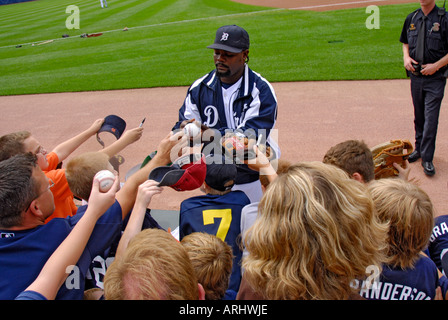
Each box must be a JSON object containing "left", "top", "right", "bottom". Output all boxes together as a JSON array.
[{"left": 179, "top": 190, "right": 251, "bottom": 293}]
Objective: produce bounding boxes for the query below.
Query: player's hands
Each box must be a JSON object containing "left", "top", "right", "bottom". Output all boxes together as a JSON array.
[
  {"left": 88, "top": 174, "right": 120, "bottom": 220},
  {"left": 179, "top": 118, "right": 210, "bottom": 132},
  {"left": 179, "top": 118, "right": 195, "bottom": 129}
]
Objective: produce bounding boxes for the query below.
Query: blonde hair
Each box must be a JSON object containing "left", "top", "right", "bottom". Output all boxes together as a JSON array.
[
  {"left": 243, "top": 161, "right": 388, "bottom": 300},
  {"left": 181, "top": 232, "right": 233, "bottom": 300},
  {"left": 104, "top": 228, "right": 199, "bottom": 300},
  {"left": 65, "top": 152, "right": 111, "bottom": 200},
  {"left": 368, "top": 178, "right": 434, "bottom": 269}
]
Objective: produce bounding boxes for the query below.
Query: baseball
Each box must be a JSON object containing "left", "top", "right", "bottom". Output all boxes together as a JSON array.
[
  {"left": 183, "top": 123, "right": 201, "bottom": 138},
  {"left": 94, "top": 170, "right": 116, "bottom": 192}
]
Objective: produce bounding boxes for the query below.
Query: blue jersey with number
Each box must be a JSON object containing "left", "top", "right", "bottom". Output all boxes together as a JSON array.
[
  {"left": 357, "top": 256, "right": 439, "bottom": 300},
  {"left": 179, "top": 191, "right": 250, "bottom": 292},
  {"left": 0, "top": 200, "right": 122, "bottom": 300},
  {"left": 428, "top": 215, "right": 448, "bottom": 277}
]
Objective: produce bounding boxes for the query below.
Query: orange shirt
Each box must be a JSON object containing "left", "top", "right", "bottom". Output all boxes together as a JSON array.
[{"left": 43, "top": 152, "right": 77, "bottom": 222}]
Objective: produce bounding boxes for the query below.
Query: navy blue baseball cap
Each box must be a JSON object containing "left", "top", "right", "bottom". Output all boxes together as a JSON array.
[
  {"left": 207, "top": 25, "right": 250, "bottom": 53},
  {"left": 96, "top": 115, "right": 126, "bottom": 149},
  {"left": 205, "top": 158, "right": 237, "bottom": 192},
  {"left": 98, "top": 115, "right": 126, "bottom": 139}
]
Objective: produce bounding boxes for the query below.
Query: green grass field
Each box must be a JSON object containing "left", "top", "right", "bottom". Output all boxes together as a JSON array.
[{"left": 0, "top": 0, "right": 433, "bottom": 95}]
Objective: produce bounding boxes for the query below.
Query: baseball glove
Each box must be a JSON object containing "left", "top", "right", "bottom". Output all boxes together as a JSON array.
[
  {"left": 221, "top": 132, "right": 250, "bottom": 160},
  {"left": 221, "top": 132, "right": 274, "bottom": 162},
  {"left": 371, "top": 139, "right": 414, "bottom": 179}
]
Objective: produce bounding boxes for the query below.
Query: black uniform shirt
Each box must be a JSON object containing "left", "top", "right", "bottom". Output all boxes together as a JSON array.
[{"left": 400, "top": 5, "right": 448, "bottom": 65}]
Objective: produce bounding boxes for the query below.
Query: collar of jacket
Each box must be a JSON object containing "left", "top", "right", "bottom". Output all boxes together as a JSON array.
[
  {"left": 203, "top": 64, "right": 253, "bottom": 100},
  {"left": 412, "top": 5, "right": 439, "bottom": 22}
]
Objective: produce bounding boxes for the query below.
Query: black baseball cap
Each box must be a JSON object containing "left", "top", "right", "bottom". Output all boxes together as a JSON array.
[
  {"left": 207, "top": 25, "right": 250, "bottom": 53},
  {"left": 205, "top": 160, "right": 237, "bottom": 192}
]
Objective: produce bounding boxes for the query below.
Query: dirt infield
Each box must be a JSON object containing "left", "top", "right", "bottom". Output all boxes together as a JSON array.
[
  {"left": 1, "top": 0, "right": 447, "bottom": 218},
  {"left": 231, "top": 0, "right": 416, "bottom": 11},
  {"left": 1, "top": 79, "right": 447, "bottom": 217}
]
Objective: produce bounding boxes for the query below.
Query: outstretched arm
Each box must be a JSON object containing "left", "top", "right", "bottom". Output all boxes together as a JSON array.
[
  {"left": 100, "top": 126, "right": 144, "bottom": 158},
  {"left": 52, "top": 118, "right": 104, "bottom": 162},
  {"left": 246, "top": 145, "right": 278, "bottom": 183},
  {"left": 19, "top": 176, "right": 119, "bottom": 300},
  {"left": 115, "top": 180, "right": 163, "bottom": 260},
  {"left": 115, "top": 130, "right": 187, "bottom": 218}
]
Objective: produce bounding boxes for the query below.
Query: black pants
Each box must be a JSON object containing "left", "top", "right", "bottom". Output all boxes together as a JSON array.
[{"left": 410, "top": 74, "right": 446, "bottom": 162}]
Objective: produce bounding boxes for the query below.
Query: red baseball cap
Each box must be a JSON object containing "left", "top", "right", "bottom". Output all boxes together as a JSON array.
[{"left": 148, "top": 153, "right": 206, "bottom": 191}]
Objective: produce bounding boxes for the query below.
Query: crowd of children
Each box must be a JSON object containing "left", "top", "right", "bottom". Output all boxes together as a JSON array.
[{"left": 0, "top": 117, "right": 447, "bottom": 301}]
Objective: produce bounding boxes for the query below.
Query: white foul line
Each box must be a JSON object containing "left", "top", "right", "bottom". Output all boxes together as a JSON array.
[
  {"left": 290, "top": 0, "right": 387, "bottom": 10},
  {"left": 0, "top": 8, "right": 286, "bottom": 49}
]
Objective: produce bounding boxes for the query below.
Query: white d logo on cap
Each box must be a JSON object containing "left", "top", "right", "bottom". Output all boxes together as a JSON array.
[{"left": 220, "top": 32, "right": 229, "bottom": 41}]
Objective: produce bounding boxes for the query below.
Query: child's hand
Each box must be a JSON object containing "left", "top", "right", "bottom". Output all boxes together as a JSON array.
[
  {"left": 246, "top": 145, "right": 271, "bottom": 172},
  {"left": 154, "top": 131, "right": 188, "bottom": 165},
  {"left": 89, "top": 118, "right": 105, "bottom": 134},
  {"left": 121, "top": 127, "right": 144, "bottom": 144},
  {"left": 135, "top": 180, "right": 163, "bottom": 209},
  {"left": 393, "top": 160, "right": 411, "bottom": 181},
  {"left": 88, "top": 175, "right": 120, "bottom": 219}
]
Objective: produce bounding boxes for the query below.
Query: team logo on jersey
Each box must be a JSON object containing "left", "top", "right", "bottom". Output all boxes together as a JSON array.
[
  {"left": 220, "top": 32, "right": 229, "bottom": 42},
  {"left": 410, "top": 23, "right": 416, "bottom": 31},
  {"left": 233, "top": 103, "right": 249, "bottom": 127},
  {"left": 204, "top": 105, "right": 218, "bottom": 127}
]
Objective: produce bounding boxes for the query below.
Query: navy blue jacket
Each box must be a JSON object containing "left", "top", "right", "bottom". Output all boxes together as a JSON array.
[{"left": 173, "top": 65, "right": 279, "bottom": 184}]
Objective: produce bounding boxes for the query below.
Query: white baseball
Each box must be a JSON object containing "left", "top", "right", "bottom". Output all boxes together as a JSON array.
[
  {"left": 183, "top": 123, "right": 201, "bottom": 138},
  {"left": 94, "top": 170, "right": 115, "bottom": 192}
]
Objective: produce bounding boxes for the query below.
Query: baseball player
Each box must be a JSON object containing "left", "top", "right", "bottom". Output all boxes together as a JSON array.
[{"left": 172, "top": 25, "right": 279, "bottom": 203}]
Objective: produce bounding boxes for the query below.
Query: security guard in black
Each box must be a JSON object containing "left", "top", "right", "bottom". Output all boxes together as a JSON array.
[{"left": 400, "top": 1, "right": 448, "bottom": 176}]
